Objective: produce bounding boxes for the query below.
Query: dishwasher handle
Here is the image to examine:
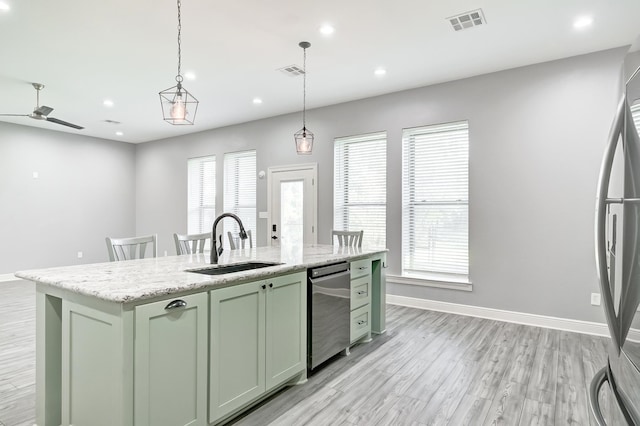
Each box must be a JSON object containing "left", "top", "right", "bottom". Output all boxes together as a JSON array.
[{"left": 309, "top": 269, "right": 351, "bottom": 288}]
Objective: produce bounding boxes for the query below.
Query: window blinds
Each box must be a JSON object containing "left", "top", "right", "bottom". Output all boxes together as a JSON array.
[
  {"left": 402, "top": 121, "right": 469, "bottom": 278},
  {"left": 334, "top": 132, "right": 387, "bottom": 247},
  {"left": 188, "top": 155, "right": 216, "bottom": 234},
  {"left": 223, "top": 150, "right": 257, "bottom": 241}
]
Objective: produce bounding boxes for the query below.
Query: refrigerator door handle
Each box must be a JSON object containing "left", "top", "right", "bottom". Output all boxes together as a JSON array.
[
  {"left": 595, "top": 95, "right": 626, "bottom": 350},
  {"left": 589, "top": 367, "right": 608, "bottom": 426}
]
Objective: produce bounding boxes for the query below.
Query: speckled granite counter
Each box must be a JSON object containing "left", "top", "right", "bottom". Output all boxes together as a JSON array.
[{"left": 15, "top": 244, "right": 386, "bottom": 303}]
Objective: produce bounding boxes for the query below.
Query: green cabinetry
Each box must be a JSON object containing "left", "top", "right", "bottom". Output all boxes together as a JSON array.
[
  {"left": 350, "top": 258, "right": 372, "bottom": 343},
  {"left": 209, "top": 271, "right": 307, "bottom": 424},
  {"left": 134, "top": 292, "right": 208, "bottom": 426}
]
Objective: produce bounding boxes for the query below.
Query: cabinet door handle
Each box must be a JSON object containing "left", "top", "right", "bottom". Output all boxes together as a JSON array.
[
  {"left": 261, "top": 284, "right": 266, "bottom": 290},
  {"left": 165, "top": 299, "right": 187, "bottom": 310},
  {"left": 269, "top": 283, "right": 273, "bottom": 288}
]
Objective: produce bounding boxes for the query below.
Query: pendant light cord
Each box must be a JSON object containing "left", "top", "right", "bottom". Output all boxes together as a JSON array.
[
  {"left": 302, "top": 46, "right": 307, "bottom": 129},
  {"left": 176, "top": 0, "right": 183, "bottom": 83}
]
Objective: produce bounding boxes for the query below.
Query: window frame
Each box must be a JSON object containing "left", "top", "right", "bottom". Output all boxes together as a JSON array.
[
  {"left": 187, "top": 155, "right": 216, "bottom": 235},
  {"left": 401, "top": 120, "right": 469, "bottom": 281},
  {"left": 333, "top": 131, "right": 387, "bottom": 248}
]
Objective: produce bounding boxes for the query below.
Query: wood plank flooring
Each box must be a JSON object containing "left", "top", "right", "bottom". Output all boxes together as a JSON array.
[{"left": 0, "top": 280, "right": 609, "bottom": 426}]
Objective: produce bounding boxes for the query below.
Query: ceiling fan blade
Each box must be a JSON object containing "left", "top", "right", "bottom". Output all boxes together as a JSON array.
[
  {"left": 34, "top": 105, "right": 54, "bottom": 116},
  {"left": 0, "top": 113, "right": 29, "bottom": 117},
  {"left": 46, "top": 117, "right": 84, "bottom": 130}
]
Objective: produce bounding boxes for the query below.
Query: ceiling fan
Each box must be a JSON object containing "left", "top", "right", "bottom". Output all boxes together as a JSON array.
[{"left": 0, "top": 83, "right": 84, "bottom": 130}]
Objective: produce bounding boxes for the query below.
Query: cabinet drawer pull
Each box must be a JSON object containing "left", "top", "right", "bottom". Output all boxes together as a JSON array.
[
  {"left": 358, "top": 266, "right": 368, "bottom": 270},
  {"left": 356, "top": 290, "right": 367, "bottom": 295},
  {"left": 165, "top": 299, "right": 187, "bottom": 310},
  {"left": 357, "top": 320, "right": 367, "bottom": 326}
]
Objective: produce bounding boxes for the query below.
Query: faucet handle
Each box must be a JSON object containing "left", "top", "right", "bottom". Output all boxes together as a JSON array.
[
  {"left": 218, "top": 235, "right": 224, "bottom": 256},
  {"left": 239, "top": 229, "right": 248, "bottom": 240}
]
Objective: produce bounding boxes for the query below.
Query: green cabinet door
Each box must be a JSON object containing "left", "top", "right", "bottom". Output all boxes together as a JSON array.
[
  {"left": 265, "top": 271, "right": 307, "bottom": 391},
  {"left": 134, "top": 292, "right": 208, "bottom": 426},
  {"left": 209, "top": 280, "right": 266, "bottom": 423}
]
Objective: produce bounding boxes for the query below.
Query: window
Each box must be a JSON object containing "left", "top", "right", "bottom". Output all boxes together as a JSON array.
[
  {"left": 188, "top": 155, "right": 216, "bottom": 234},
  {"left": 334, "top": 132, "right": 386, "bottom": 247},
  {"left": 402, "top": 121, "right": 469, "bottom": 279},
  {"left": 223, "top": 150, "right": 257, "bottom": 241}
]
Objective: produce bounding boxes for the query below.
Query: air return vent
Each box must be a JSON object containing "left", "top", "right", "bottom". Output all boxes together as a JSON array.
[
  {"left": 447, "top": 9, "right": 486, "bottom": 31},
  {"left": 277, "top": 65, "right": 305, "bottom": 77}
]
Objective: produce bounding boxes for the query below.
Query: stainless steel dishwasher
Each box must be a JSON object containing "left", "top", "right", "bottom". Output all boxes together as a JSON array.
[{"left": 308, "top": 262, "right": 351, "bottom": 370}]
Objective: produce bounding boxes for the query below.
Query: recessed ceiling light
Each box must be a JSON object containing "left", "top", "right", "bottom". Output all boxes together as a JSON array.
[
  {"left": 320, "top": 24, "right": 335, "bottom": 35},
  {"left": 253, "top": 98, "right": 263, "bottom": 105},
  {"left": 103, "top": 99, "right": 114, "bottom": 107},
  {"left": 0, "top": 2, "right": 10, "bottom": 11},
  {"left": 573, "top": 16, "right": 593, "bottom": 29},
  {"left": 374, "top": 68, "right": 387, "bottom": 77},
  {"left": 115, "top": 131, "right": 124, "bottom": 136},
  {"left": 184, "top": 71, "right": 196, "bottom": 80}
]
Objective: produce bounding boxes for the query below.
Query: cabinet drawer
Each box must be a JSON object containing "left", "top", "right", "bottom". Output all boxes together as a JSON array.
[
  {"left": 350, "top": 259, "right": 371, "bottom": 279},
  {"left": 350, "top": 304, "right": 371, "bottom": 343},
  {"left": 351, "top": 275, "right": 371, "bottom": 310}
]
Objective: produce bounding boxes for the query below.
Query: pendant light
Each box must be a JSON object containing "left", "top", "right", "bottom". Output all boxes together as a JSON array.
[
  {"left": 294, "top": 41, "right": 314, "bottom": 154},
  {"left": 159, "top": 0, "right": 199, "bottom": 125}
]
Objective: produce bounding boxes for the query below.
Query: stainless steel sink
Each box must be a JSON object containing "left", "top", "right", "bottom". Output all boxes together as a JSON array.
[{"left": 187, "top": 261, "right": 282, "bottom": 276}]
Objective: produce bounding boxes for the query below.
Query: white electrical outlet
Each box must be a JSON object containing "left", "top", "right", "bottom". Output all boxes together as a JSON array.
[
  {"left": 591, "top": 293, "right": 601, "bottom": 306},
  {"left": 77, "top": 251, "right": 83, "bottom": 259}
]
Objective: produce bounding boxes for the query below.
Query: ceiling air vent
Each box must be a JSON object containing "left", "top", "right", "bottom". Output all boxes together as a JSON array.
[
  {"left": 447, "top": 9, "right": 486, "bottom": 31},
  {"left": 103, "top": 119, "right": 121, "bottom": 125},
  {"left": 277, "top": 65, "right": 305, "bottom": 77}
]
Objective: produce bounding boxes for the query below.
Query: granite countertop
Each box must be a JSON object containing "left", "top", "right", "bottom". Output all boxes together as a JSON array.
[{"left": 15, "top": 244, "right": 386, "bottom": 304}]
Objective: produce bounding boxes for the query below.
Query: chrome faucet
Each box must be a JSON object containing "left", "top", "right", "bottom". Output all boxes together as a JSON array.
[{"left": 211, "top": 212, "right": 248, "bottom": 264}]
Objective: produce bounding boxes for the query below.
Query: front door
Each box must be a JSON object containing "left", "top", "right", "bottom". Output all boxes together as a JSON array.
[{"left": 267, "top": 164, "right": 317, "bottom": 247}]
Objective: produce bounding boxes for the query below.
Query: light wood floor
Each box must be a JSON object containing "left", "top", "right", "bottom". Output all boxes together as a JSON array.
[{"left": 0, "top": 280, "right": 609, "bottom": 426}]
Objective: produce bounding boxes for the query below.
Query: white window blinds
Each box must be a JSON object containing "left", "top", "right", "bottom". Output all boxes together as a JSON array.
[
  {"left": 188, "top": 155, "right": 216, "bottom": 234},
  {"left": 223, "top": 150, "right": 257, "bottom": 241},
  {"left": 402, "top": 121, "right": 469, "bottom": 278},
  {"left": 334, "top": 132, "right": 387, "bottom": 247}
]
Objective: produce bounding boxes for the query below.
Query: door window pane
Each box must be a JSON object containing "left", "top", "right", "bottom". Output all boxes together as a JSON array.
[{"left": 281, "top": 180, "right": 304, "bottom": 250}]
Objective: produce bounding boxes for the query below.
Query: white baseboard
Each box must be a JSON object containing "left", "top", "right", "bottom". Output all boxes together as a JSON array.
[{"left": 387, "top": 294, "right": 640, "bottom": 343}]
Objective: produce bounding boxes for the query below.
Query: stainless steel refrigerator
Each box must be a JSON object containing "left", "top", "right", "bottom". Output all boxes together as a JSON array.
[{"left": 591, "top": 36, "right": 640, "bottom": 425}]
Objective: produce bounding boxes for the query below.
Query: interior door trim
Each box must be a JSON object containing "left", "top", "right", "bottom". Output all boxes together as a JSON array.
[{"left": 266, "top": 163, "right": 318, "bottom": 245}]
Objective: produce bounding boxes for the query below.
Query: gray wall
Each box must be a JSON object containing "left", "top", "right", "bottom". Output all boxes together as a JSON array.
[
  {"left": 136, "top": 47, "right": 627, "bottom": 323},
  {"left": 0, "top": 47, "right": 626, "bottom": 323},
  {"left": 0, "top": 122, "right": 136, "bottom": 273}
]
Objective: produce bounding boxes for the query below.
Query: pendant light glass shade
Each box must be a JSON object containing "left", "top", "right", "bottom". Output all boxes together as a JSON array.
[
  {"left": 159, "top": 0, "right": 198, "bottom": 125},
  {"left": 294, "top": 41, "right": 313, "bottom": 154},
  {"left": 160, "top": 80, "right": 199, "bottom": 125},
  {"left": 295, "top": 126, "right": 314, "bottom": 154}
]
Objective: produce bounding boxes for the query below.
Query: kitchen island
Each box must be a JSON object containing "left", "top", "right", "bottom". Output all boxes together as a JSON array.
[{"left": 16, "top": 244, "right": 387, "bottom": 426}]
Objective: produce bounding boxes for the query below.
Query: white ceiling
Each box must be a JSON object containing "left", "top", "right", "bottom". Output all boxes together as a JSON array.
[{"left": 0, "top": 0, "right": 638, "bottom": 143}]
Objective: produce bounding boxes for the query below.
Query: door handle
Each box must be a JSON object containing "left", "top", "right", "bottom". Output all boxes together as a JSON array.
[{"left": 595, "top": 95, "right": 625, "bottom": 350}]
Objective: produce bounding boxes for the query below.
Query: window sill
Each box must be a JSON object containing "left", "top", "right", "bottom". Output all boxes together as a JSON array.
[{"left": 387, "top": 274, "right": 473, "bottom": 292}]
